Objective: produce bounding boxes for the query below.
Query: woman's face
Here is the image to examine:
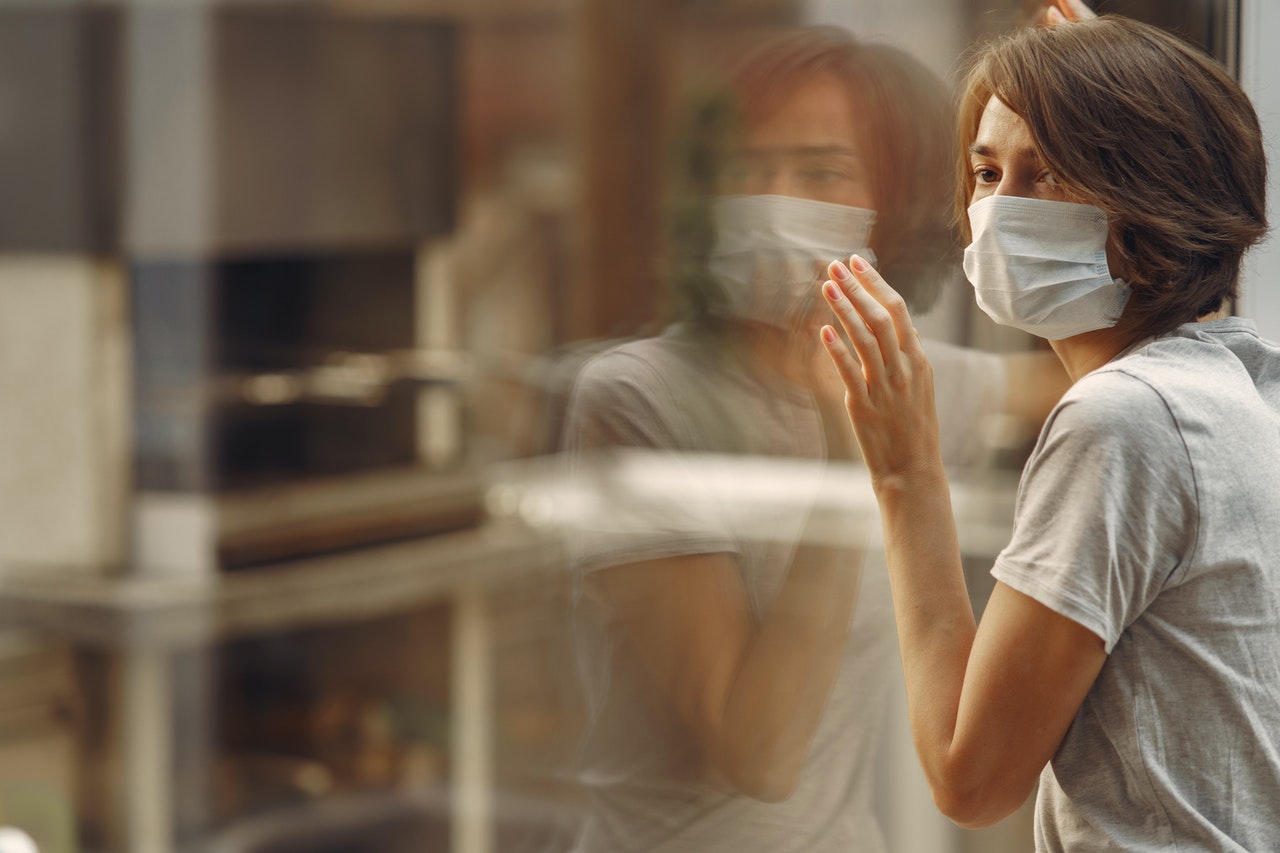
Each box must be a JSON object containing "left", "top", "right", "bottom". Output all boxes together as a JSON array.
[
  {"left": 968, "top": 95, "right": 1127, "bottom": 277},
  {"left": 719, "top": 72, "right": 875, "bottom": 210},
  {"left": 967, "top": 95, "right": 1074, "bottom": 204}
]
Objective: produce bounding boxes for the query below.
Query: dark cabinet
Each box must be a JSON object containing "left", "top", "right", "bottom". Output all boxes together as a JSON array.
[{"left": 0, "top": 3, "right": 457, "bottom": 255}]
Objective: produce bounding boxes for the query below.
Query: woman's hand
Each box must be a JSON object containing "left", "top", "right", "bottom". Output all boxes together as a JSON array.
[
  {"left": 1044, "top": 0, "right": 1097, "bottom": 25},
  {"left": 818, "top": 256, "right": 944, "bottom": 492}
]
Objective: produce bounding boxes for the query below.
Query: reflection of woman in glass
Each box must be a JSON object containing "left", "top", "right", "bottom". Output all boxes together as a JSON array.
[
  {"left": 561, "top": 28, "right": 1032, "bottom": 851},
  {"left": 820, "top": 13, "right": 1280, "bottom": 849}
]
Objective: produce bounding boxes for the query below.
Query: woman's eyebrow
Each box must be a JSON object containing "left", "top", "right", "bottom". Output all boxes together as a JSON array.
[
  {"left": 968, "top": 143, "right": 1041, "bottom": 161},
  {"left": 736, "top": 144, "right": 860, "bottom": 158}
]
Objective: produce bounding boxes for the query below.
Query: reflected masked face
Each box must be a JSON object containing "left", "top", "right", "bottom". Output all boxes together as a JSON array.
[
  {"left": 719, "top": 72, "right": 874, "bottom": 209},
  {"left": 709, "top": 72, "right": 877, "bottom": 330}
]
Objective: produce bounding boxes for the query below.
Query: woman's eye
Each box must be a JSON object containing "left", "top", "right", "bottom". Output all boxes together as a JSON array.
[
  {"left": 973, "top": 167, "right": 998, "bottom": 184},
  {"left": 1042, "top": 171, "right": 1060, "bottom": 186}
]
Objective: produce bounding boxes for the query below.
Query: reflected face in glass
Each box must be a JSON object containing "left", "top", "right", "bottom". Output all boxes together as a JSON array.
[
  {"left": 719, "top": 72, "right": 874, "bottom": 209},
  {"left": 967, "top": 95, "right": 1076, "bottom": 204}
]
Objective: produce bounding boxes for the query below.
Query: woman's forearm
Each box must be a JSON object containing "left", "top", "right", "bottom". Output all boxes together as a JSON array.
[
  {"left": 874, "top": 472, "right": 977, "bottom": 807},
  {"left": 819, "top": 219, "right": 1110, "bottom": 831}
]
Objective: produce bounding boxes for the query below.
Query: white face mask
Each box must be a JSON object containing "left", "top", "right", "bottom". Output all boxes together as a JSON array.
[
  {"left": 708, "top": 194, "right": 876, "bottom": 328},
  {"left": 963, "top": 195, "right": 1131, "bottom": 340}
]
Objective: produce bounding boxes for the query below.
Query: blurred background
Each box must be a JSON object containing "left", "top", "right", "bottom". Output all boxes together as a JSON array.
[{"left": 0, "top": 0, "right": 1274, "bottom": 851}]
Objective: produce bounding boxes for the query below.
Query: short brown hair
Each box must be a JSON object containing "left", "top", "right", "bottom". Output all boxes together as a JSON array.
[
  {"left": 956, "top": 16, "right": 1268, "bottom": 338},
  {"left": 671, "top": 27, "right": 958, "bottom": 319}
]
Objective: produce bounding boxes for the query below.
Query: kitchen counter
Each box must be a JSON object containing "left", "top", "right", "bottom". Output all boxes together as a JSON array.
[
  {"left": 0, "top": 454, "right": 1018, "bottom": 648},
  {"left": 0, "top": 500, "right": 568, "bottom": 853},
  {"left": 0, "top": 520, "right": 563, "bottom": 650},
  {"left": 0, "top": 454, "right": 1020, "bottom": 853}
]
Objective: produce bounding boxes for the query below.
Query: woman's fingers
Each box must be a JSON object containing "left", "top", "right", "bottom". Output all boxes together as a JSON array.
[
  {"left": 819, "top": 257, "right": 941, "bottom": 485},
  {"left": 1045, "top": 0, "right": 1095, "bottom": 23},
  {"left": 825, "top": 256, "right": 922, "bottom": 376},
  {"left": 845, "top": 255, "right": 921, "bottom": 356},
  {"left": 822, "top": 265, "right": 885, "bottom": 388},
  {"left": 819, "top": 322, "right": 866, "bottom": 406},
  {"left": 1058, "top": 0, "right": 1097, "bottom": 21}
]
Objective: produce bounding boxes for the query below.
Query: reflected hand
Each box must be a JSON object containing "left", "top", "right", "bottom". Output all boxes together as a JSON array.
[
  {"left": 818, "top": 256, "right": 943, "bottom": 491},
  {"left": 1044, "top": 0, "right": 1097, "bottom": 25}
]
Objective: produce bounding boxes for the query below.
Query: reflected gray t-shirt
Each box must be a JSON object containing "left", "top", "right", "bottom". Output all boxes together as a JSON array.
[
  {"left": 991, "top": 318, "right": 1280, "bottom": 851},
  {"left": 562, "top": 323, "right": 1005, "bottom": 853}
]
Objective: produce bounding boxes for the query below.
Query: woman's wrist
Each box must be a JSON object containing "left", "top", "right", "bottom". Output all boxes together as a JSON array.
[{"left": 869, "top": 459, "right": 949, "bottom": 503}]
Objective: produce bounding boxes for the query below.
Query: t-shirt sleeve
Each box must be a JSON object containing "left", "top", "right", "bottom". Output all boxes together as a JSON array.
[
  {"left": 562, "top": 350, "right": 680, "bottom": 454},
  {"left": 991, "top": 369, "right": 1198, "bottom": 652},
  {"left": 560, "top": 349, "right": 738, "bottom": 571}
]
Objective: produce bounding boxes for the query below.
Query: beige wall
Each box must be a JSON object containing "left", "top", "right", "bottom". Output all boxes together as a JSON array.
[{"left": 0, "top": 259, "right": 130, "bottom": 573}]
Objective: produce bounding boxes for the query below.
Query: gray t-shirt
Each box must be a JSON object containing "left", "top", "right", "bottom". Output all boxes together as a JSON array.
[
  {"left": 991, "top": 318, "right": 1280, "bottom": 851},
  {"left": 562, "top": 323, "right": 1004, "bottom": 853}
]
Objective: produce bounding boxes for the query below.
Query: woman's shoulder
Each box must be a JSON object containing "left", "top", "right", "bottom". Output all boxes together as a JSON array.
[
  {"left": 1080, "top": 323, "right": 1276, "bottom": 423},
  {"left": 572, "top": 332, "right": 704, "bottom": 402},
  {"left": 564, "top": 329, "right": 730, "bottom": 447},
  {"left": 1046, "top": 330, "right": 1263, "bottom": 460},
  {"left": 1046, "top": 362, "right": 1176, "bottom": 450}
]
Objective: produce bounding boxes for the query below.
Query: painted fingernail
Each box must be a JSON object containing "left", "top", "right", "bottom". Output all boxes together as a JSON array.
[
  {"left": 822, "top": 281, "right": 843, "bottom": 301},
  {"left": 851, "top": 254, "right": 870, "bottom": 272},
  {"left": 831, "top": 261, "right": 851, "bottom": 281},
  {"left": 821, "top": 325, "right": 837, "bottom": 344}
]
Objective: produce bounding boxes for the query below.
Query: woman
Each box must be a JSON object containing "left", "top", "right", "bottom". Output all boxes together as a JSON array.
[
  {"left": 820, "top": 12, "right": 1280, "bottom": 849},
  {"left": 562, "top": 26, "right": 1017, "bottom": 853}
]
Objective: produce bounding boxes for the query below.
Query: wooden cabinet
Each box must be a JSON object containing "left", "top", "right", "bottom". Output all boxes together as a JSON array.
[{"left": 0, "top": 5, "right": 120, "bottom": 252}]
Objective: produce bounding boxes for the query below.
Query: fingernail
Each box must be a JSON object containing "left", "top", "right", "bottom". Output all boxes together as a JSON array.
[
  {"left": 851, "top": 254, "right": 870, "bottom": 272},
  {"left": 822, "top": 280, "right": 843, "bottom": 301},
  {"left": 821, "top": 325, "right": 837, "bottom": 344},
  {"left": 831, "top": 261, "right": 851, "bottom": 281}
]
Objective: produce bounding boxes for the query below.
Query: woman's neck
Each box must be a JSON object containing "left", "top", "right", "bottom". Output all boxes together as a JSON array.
[
  {"left": 734, "top": 320, "right": 815, "bottom": 387},
  {"left": 1048, "top": 321, "right": 1147, "bottom": 383}
]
